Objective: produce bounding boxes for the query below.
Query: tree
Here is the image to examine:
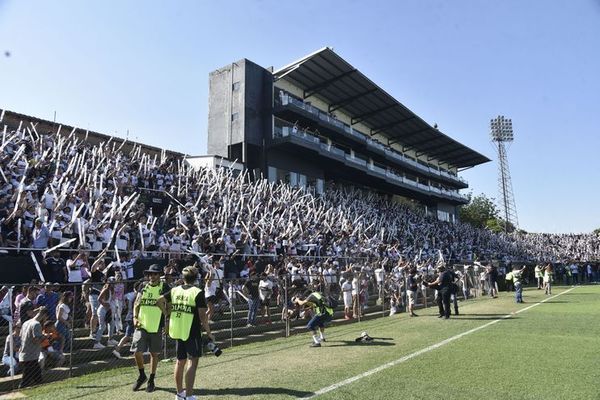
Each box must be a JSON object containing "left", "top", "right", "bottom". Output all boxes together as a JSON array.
[
  {"left": 594, "top": 228, "right": 600, "bottom": 235},
  {"left": 459, "top": 193, "right": 499, "bottom": 229}
]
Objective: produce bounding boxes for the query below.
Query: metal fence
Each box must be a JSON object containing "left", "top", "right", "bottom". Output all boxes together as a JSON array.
[{"left": 0, "top": 263, "right": 493, "bottom": 393}]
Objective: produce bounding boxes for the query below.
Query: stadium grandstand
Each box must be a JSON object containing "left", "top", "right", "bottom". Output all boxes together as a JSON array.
[{"left": 207, "top": 47, "right": 490, "bottom": 223}]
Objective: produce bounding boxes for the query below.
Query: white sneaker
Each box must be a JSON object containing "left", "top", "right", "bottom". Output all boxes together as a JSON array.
[
  {"left": 107, "top": 339, "right": 119, "bottom": 346},
  {"left": 112, "top": 350, "right": 122, "bottom": 359},
  {"left": 175, "top": 390, "right": 186, "bottom": 400},
  {"left": 186, "top": 396, "right": 197, "bottom": 400},
  {"left": 93, "top": 342, "right": 105, "bottom": 349}
]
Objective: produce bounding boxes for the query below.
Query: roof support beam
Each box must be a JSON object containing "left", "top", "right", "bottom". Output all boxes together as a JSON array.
[
  {"left": 303, "top": 69, "right": 357, "bottom": 99},
  {"left": 370, "top": 116, "right": 416, "bottom": 136},
  {"left": 328, "top": 88, "right": 378, "bottom": 113},
  {"left": 428, "top": 147, "right": 466, "bottom": 158},
  {"left": 351, "top": 104, "right": 397, "bottom": 125},
  {"left": 388, "top": 127, "right": 432, "bottom": 147},
  {"left": 409, "top": 140, "right": 458, "bottom": 158}
]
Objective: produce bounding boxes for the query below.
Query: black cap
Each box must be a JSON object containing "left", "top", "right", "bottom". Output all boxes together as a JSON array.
[{"left": 144, "top": 264, "right": 162, "bottom": 274}]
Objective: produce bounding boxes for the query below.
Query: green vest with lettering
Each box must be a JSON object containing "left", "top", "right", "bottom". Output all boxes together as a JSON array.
[
  {"left": 138, "top": 282, "right": 163, "bottom": 333},
  {"left": 169, "top": 285, "right": 201, "bottom": 341},
  {"left": 311, "top": 292, "right": 333, "bottom": 316}
]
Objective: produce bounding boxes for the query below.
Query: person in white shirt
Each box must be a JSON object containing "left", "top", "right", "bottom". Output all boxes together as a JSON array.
[
  {"left": 204, "top": 262, "right": 224, "bottom": 323},
  {"left": 374, "top": 264, "right": 385, "bottom": 302},
  {"left": 341, "top": 278, "right": 353, "bottom": 320},
  {"left": 54, "top": 291, "right": 73, "bottom": 352},
  {"left": 66, "top": 252, "right": 86, "bottom": 283},
  {"left": 112, "top": 283, "right": 138, "bottom": 359},
  {"left": 258, "top": 273, "right": 274, "bottom": 324},
  {"left": 351, "top": 275, "right": 361, "bottom": 318}
]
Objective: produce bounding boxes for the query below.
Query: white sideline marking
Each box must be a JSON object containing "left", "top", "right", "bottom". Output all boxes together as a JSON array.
[{"left": 303, "top": 287, "right": 576, "bottom": 399}]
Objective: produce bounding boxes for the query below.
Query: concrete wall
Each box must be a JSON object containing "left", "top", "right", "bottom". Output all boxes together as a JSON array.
[
  {"left": 208, "top": 59, "right": 272, "bottom": 170},
  {"left": 267, "top": 149, "right": 325, "bottom": 180},
  {"left": 208, "top": 62, "right": 245, "bottom": 158}
]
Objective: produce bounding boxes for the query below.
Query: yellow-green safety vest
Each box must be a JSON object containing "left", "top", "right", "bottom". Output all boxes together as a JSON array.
[
  {"left": 311, "top": 292, "right": 333, "bottom": 316},
  {"left": 138, "top": 282, "right": 164, "bottom": 333},
  {"left": 169, "top": 285, "right": 202, "bottom": 341}
]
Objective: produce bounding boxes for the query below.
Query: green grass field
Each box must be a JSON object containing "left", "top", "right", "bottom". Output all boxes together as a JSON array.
[{"left": 16, "top": 285, "right": 600, "bottom": 400}]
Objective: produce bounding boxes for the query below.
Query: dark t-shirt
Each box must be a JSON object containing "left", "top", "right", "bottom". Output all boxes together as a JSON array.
[
  {"left": 164, "top": 286, "right": 207, "bottom": 339},
  {"left": 439, "top": 271, "right": 453, "bottom": 290},
  {"left": 45, "top": 257, "right": 66, "bottom": 283},
  {"left": 407, "top": 274, "right": 418, "bottom": 291},
  {"left": 243, "top": 278, "right": 260, "bottom": 299}
]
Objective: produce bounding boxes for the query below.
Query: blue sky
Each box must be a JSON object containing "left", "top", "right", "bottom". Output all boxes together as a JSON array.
[{"left": 0, "top": 0, "right": 599, "bottom": 233}]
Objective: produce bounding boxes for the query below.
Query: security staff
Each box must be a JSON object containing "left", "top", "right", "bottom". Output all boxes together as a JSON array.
[
  {"left": 424, "top": 265, "right": 453, "bottom": 319},
  {"left": 158, "top": 266, "right": 213, "bottom": 400},
  {"left": 294, "top": 290, "right": 334, "bottom": 347},
  {"left": 131, "top": 264, "right": 168, "bottom": 392}
]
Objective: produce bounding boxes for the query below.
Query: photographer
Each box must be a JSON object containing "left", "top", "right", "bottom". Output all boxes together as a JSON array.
[
  {"left": 423, "top": 265, "right": 453, "bottom": 319},
  {"left": 293, "top": 290, "right": 334, "bottom": 348}
]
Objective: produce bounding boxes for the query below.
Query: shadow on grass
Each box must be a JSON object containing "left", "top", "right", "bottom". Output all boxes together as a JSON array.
[
  {"left": 325, "top": 340, "right": 395, "bottom": 347},
  {"left": 156, "top": 386, "right": 314, "bottom": 397},
  {"left": 454, "top": 316, "right": 518, "bottom": 320},
  {"left": 457, "top": 314, "right": 508, "bottom": 317}
]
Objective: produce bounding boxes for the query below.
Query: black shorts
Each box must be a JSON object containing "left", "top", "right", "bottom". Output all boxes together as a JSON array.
[
  {"left": 206, "top": 295, "right": 217, "bottom": 304},
  {"left": 176, "top": 336, "right": 202, "bottom": 360}
]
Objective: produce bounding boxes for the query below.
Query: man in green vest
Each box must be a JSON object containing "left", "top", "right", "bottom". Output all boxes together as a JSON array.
[
  {"left": 293, "top": 290, "right": 334, "bottom": 348},
  {"left": 131, "top": 264, "right": 168, "bottom": 392},
  {"left": 158, "top": 265, "right": 213, "bottom": 400}
]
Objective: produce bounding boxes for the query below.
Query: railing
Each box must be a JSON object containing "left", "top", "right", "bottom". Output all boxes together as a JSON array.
[
  {"left": 277, "top": 90, "right": 466, "bottom": 184},
  {"left": 273, "top": 121, "right": 468, "bottom": 202},
  {"left": 345, "top": 154, "right": 368, "bottom": 167}
]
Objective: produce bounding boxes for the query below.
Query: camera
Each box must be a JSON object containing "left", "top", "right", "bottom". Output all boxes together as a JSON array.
[{"left": 206, "top": 339, "right": 222, "bottom": 357}]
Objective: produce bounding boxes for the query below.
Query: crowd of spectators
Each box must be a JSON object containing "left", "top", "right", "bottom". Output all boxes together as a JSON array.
[{"left": 1, "top": 124, "right": 599, "bottom": 281}]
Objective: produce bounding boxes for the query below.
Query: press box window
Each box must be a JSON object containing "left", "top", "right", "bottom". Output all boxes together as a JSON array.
[
  {"left": 231, "top": 112, "right": 239, "bottom": 121},
  {"left": 232, "top": 81, "right": 240, "bottom": 91}
]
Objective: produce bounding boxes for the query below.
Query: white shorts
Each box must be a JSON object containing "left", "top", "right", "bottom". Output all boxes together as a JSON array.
[
  {"left": 343, "top": 293, "right": 352, "bottom": 308},
  {"left": 407, "top": 290, "right": 416, "bottom": 306}
]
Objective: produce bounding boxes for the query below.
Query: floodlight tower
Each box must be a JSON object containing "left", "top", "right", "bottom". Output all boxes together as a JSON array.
[{"left": 490, "top": 115, "right": 518, "bottom": 233}]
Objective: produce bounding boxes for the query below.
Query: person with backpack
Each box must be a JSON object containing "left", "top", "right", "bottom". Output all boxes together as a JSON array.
[{"left": 293, "top": 290, "right": 335, "bottom": 348}]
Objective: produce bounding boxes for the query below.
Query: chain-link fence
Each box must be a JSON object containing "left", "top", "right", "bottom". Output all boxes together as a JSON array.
[{"left": 0, "top": 260, "right": 521, "bottom": 393}]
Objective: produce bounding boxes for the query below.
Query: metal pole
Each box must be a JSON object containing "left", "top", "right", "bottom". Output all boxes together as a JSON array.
[
  {"left": 357, "top": 271, "right": 362, "bottom": 323},
  {"left": 7, "top": 288, "right": 14, "bottom": 381},
  {"left": 284, "top": 277, "right": 289, "bottom": 338},
  {"left": 381, "top": 270, "right": 385, "bottom": 317},
  {"left": 403, "top": 271, "right": 408, "bottom": 314},
  {"left": 69, "top": 284, "right": 77, "bottom": 378},
  {"left": 230, "top": 279, "right": 234, "bottom": 348}
]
